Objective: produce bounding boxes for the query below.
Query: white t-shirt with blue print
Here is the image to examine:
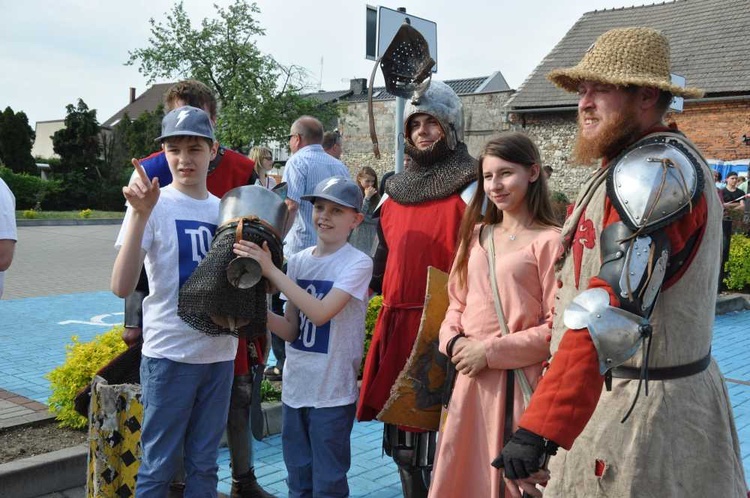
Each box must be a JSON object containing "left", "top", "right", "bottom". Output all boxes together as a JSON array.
[
  {"left": 281, "top": 243, "right": 373, "bottom": 408},
  {"left": 115, "top": 185, "right": 237, "bottom": 364}
]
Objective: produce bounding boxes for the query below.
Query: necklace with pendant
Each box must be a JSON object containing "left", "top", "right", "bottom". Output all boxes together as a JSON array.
[{"left": 500, "top": 224, "right": 528, "bottom": 241}]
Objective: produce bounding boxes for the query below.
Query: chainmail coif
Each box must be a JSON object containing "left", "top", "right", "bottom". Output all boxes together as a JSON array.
[
  {"left": 387, "top": 139, "right": 476, "bottom": 205},
  {"left": 178, "top": 222, "right": 281, "bottom": 339}
]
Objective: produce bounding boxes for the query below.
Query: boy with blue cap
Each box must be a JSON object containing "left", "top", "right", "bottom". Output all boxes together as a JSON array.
[
  {"left": 111, "top": 105, "right": 236, "bottom": 497},
  {"left": 233, "top": 176, "right": 373, "bottom": 497}
]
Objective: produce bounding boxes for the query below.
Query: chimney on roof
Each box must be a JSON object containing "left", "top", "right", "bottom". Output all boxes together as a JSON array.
[
  {"left": 129, "top": 87, "right": 136, "bottom": 104},
  {"left": 350, "top": 78, "right": 367, "bottom": 95}
]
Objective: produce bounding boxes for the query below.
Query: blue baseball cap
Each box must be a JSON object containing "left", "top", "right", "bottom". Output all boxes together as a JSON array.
[
  {"left": 301, "top": 177, "right": 363, "bottom": 212},
  {"left": 156, "top": 105, "right": 215, "bottom": 142}
]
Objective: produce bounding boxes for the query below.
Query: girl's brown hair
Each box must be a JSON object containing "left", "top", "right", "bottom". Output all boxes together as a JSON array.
[
  {"left": 356, "top": 166, "right": 380, "bottom": 203},
  {"left": 453, "top": 132, "right": 560, "bottom": 288}
]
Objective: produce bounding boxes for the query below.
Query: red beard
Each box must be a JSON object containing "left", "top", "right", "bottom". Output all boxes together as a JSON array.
[{"left": 573, "top": 104, "right": 641, "bottom": 164}]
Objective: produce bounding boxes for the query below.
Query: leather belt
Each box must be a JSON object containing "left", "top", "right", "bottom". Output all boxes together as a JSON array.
[{"left": 611, "top": 351, "right": 711, "bottom": 380}]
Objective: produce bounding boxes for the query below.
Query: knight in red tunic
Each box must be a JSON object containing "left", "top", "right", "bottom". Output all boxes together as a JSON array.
[
  {"left": 495, "top": 28, "right": 747, "bottom": 498},
  {"left": 357, "top": 80, "right": 476, "bottom": 498}
]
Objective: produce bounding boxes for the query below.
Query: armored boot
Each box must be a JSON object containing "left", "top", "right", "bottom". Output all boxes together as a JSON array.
[
  {"left": 384, "top": 424, "right": 435, "bottom": 498},
  {"left": 230, "top": 468, "right": 275, "bottom": 498},
  {"left": 396, "top": 465, "right": 429, "bottom": 498}
]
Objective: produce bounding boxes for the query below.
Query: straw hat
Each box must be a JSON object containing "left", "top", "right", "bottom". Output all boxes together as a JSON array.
[{"left": 547, "top": 27, "right": 704, "bottom": 99}]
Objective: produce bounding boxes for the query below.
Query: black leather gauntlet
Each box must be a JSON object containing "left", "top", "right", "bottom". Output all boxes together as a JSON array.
[{"left": 491, "top": 428, "right": 559, "bottom": 479}]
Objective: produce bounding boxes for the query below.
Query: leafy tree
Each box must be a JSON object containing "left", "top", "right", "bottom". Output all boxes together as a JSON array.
[
  {"left": 53, "top": 99, "right": 101, "bottom": 178},
  {"left": 104, "top": 107, "right": 164, "bottom": 182},
  {"left": 126, "top": 106, "right": 164, "bottom": 160},
  {"left": 127, "top": 0, "right": 338, "bottom": 149},
  {"left": 51, "top": 99, "right": 124, "bottom": 210},
  {"left": 0, "top": 107, "right": 36, "bottom": 174}
]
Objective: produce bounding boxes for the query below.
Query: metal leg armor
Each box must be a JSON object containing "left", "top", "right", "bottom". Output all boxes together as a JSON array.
[
  {"left": 122, "top": 268, "right": 148, "bottom": 346},
  {"left": 384, "top": 424, "right": 436, "bottom": 498},
  {"left": 227, "top": 374, "right": 253, "bottom": 475},
  {"left": 227, "top": 374, "right": 275, "bottom": 498}
]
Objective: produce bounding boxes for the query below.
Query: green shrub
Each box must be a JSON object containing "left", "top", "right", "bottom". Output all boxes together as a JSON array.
[
  {"left": 260, "top": 379, "right": 281, "bottom": 402},
  {"left": 551, "top": 190, "right": 570, "bottom": 204},
  {"left": 46, "top": 327, "right": 127, "bottom": 429},
  {"left": 22, "top": 209, "right": 39, "bottom": 219},
  {"left": 724, "top": 234, "right": 750, "bottom": 292},
  {"left": 0, "top": 166, "right": 62, "bottom": 210},
  {"left": 79, "top": 208, "right": 93, "bottom": 219},
  {"left": 360, "top": 295, "right": 383, "bottom": 376}
]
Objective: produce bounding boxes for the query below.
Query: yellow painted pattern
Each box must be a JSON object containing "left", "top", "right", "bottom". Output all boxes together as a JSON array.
[{"left": 86, "top": 381, "right": 143, "bottom": 498}]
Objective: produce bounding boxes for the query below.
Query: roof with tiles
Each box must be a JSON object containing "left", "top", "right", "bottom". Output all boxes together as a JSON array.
[
  {"left": 304, "top": 89, "right": 354, "bottom": 104},
  {"left": 102, "top": 83, "right": 173, "bottom": 128},
  {"left": 310, "top": 73, "right": 511, "bottom": 103},
  {"left": 508, "top": 0, "right": 750, "bottom": 110}
]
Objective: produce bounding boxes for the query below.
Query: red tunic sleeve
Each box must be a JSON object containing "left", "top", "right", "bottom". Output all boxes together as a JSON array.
[{"left": 518, "top": 194, "right": 708, "bottom": 449}]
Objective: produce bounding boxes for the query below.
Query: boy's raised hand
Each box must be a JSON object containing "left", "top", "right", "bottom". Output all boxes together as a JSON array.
[
  {"left": 123, "top": 158, "right": 159, "bottom": 213},
  {"left": 233, "top": 240, "right": 275, "bottom": 277}
]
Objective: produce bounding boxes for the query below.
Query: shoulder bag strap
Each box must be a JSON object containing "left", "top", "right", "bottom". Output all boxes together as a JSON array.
[{"left": 480, "top": 224, "right": 534, "bottom": 406}]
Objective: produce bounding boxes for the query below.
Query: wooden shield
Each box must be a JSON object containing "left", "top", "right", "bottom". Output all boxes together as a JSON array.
[{"left": 377, "top": 266, "right": 450, "bottom": 430}]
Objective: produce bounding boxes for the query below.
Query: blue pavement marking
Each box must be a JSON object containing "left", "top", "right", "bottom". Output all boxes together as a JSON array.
[
  {"left": 3, "top": 289, "right": 750, "bottom": 494},
  {"left": 216, "top": 420, "right": 401, "bottom": 497},
  {"left": 0, "top": 291, "right": 122, "bottom": 404}
]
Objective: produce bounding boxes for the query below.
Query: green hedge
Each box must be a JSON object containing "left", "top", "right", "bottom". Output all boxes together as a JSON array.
[
  {"left": 0, "top": 166, "right": 62, "bottom": 210},
  {"left": 725, "top": 234, "right": 750, "bottom": 292}
]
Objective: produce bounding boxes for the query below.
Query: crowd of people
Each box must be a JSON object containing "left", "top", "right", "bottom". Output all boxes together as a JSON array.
[{"left": 14, "top": 25, "right": 737, "bottom": 498}]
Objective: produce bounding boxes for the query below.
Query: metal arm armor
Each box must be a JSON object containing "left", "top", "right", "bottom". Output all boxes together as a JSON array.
[
  {"left": 564, "top": 221, "right": 669, "bottom": 374},
  {"left": 598, "top": 221, "right": 671, "bottom": 317}
]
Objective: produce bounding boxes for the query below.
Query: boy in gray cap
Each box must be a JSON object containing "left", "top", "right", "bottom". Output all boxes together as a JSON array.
[
  {"left": 233, "top": 176, "right": 373, "bottom": 498},
  {"left": 111, "top": 106, "right": 237, "bottom": 497}
]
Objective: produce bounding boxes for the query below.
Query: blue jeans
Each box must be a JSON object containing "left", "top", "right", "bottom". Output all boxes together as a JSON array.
[
  {"left": 282, "top": 403, "right": 356, "bottom": 498},
  {"left": 136, "top": 356, "right": 233, "bottom": 498}
]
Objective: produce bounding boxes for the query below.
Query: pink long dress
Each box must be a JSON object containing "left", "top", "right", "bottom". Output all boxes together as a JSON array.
[{"left": 429, "top": 225, "right": 560, "bottom": 498}]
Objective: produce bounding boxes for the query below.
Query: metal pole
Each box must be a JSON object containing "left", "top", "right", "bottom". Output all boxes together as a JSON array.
[
  {"left": 394, "top": 6, "right": 407, "bottom": 174},
  {"left": 395, "top": 96, "right": 406, "bottom": 173}
]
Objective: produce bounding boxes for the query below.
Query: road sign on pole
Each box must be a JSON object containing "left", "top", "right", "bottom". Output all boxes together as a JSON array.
[
  {"left": 365, "top": 5, "right": 438, "bottom": 72},
  {"left": 365, "top": 6, "right": 437, "bottom": 172}
]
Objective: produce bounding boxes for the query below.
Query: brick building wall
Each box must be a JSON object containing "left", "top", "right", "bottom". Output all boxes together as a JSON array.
[{"left": 669, "top": 99, "right": 750, "bottom": 161}]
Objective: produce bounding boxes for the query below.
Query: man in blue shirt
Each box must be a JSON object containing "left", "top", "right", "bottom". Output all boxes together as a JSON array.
[{"left": 283, "top": 116, "right": 351, "bottom": 257}]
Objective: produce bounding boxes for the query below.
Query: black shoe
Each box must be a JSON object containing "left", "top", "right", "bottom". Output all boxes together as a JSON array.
[{"left": 231, "top": 468, "right": 275, "bottom": 498}]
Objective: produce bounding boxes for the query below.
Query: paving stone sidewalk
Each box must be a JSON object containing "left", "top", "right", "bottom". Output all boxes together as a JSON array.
[{"left": 2, "top": 225, "right": 750, "bottom": 497}]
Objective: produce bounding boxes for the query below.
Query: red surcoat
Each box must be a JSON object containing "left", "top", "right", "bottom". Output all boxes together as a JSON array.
[{"left": 357, "top": 194, "right": 466, "bottom": 422}]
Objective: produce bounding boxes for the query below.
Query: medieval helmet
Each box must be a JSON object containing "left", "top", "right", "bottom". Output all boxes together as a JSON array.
[{"left": 404, "top": 80, "right": 464, "bottom": 151}]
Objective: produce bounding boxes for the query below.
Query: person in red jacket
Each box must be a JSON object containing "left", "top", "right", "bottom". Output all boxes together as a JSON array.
[
  {"left": 357, "top": 80, "right": 476, "bottom": 498},
  {"left": 495, "top": 28, "right": 747, "bottom": 498},
  {"left": 124, "top": 80, "right": 273, "bottom": 498}
]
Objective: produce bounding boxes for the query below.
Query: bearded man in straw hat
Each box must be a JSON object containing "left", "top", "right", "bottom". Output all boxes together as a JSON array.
[{"left": 495, "top": 27, "right": 747, "bottom": 497}]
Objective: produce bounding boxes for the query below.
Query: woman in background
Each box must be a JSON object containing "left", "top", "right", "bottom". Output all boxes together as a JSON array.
[
  {"left": 349, "top": 166, "right": 380, "bottom": 256},
  {"left": 249, "top": 146, "right": 277, "bottom": 190}
]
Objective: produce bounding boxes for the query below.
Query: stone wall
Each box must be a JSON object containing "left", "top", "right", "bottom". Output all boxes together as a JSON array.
[
  {"left": 335, "top": 94, "right": 750, "bottom": 199},
  {"left": 509, "top": 111, "right": 595, "bottom": 199},
  {"left": 336, "top": 91, "right": 514, "bottom": 180}
]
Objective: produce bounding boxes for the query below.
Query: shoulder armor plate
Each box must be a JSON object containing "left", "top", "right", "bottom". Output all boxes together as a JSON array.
[{"left": 607, "top": 134, "right": 705, "bottom": 232}]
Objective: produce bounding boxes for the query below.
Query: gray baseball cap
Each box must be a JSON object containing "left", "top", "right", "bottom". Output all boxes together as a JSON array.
[
  {"left": 156, "top": 105, "right": 215, "bottom": 142},
  {"left": 301, "top": 176, "right": 363, "bottom": 212}
]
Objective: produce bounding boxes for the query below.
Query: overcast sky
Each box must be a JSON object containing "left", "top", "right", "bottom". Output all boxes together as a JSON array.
[{"left": 1, "top": 0, "right": 643, "bottom": 127}]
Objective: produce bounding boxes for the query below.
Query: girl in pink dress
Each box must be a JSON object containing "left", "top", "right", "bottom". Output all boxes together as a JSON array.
[{"left": 429, "top": 132, "right": 561, "bottom": 498}]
